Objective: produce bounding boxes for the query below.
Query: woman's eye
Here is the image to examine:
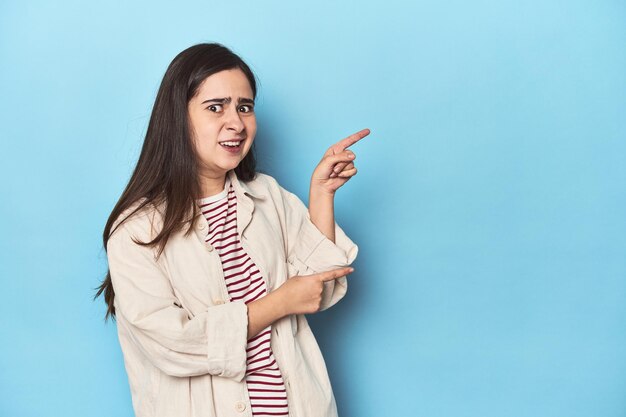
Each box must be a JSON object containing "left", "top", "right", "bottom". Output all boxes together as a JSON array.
[
  {"left": 208, "top": 104, "right": 223, "bottom": 112},
  {"left": 239, "top": 105, "right": 254, "bottom": 113}
]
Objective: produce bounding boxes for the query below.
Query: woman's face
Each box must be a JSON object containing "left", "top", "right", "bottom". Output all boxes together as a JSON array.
[{"left": 188, "top": 68, "right": 257, "bottom": 180}]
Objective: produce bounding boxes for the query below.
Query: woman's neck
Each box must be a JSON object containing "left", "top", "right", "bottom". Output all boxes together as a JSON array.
[{"left": 198, "top": 172, "right": 227, "bottom": 199}]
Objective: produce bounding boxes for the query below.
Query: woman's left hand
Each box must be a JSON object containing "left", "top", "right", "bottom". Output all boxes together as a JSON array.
[{"left": 310, "top": 128, "right": 370, "bottom": 195}]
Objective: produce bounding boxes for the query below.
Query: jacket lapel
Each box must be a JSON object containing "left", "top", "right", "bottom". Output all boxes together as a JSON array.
[{"left": 228, "top": 170, "right": 265, "bottom": 239}]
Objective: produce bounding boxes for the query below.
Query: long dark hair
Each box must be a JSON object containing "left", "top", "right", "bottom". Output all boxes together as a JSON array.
[{"left": 93, "top": 43, "right": 258, "bottom": 321}]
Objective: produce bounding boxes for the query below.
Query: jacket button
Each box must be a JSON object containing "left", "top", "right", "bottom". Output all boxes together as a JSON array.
[
  {"left": 205, "top": 243, "right": 214, "bottom": 252},
  {"left": 197, "top": 222, "right": 206, "bottom": 230},
  {"left": 234, "top": 401, "right": 246, "bottom": 412},
  {"left": 213, "top": 299, "right": 225, "bottom": 305}
]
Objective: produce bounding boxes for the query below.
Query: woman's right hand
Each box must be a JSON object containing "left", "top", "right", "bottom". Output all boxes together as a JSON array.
[{"left": 276, "top": 267, "right": 355, "bottom": 315}]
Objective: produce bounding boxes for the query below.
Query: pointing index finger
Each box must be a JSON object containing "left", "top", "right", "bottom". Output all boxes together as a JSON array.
[
  {"left": 332, "top": 128, "right": 371, "bottom": 152},
  {"left": 319, "top": 267, "right": 355, "bottom": 282}
]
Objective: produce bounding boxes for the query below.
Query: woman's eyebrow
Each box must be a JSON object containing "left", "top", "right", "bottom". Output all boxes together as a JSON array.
[{"left": 201, "top": 97, "right": 255, "bottom": 105}]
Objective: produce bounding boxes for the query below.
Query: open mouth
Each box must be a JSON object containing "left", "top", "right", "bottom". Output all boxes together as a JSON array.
[{"left": 220, "top": 140, "right": 243, "bottom": 152}]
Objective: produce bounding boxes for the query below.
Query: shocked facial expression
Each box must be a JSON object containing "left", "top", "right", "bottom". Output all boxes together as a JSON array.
[{"left": 187, "top": 68, "right": 257, "bottom": 180}]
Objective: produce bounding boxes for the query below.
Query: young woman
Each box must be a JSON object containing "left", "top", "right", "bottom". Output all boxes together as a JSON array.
[{"left": 95, "top": 43, "right": 369, "bottom": 417}]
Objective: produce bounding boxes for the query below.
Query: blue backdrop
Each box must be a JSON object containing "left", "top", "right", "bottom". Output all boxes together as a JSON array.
[{"left": 1, "top": 1, "right": 625, "bottom": 416}]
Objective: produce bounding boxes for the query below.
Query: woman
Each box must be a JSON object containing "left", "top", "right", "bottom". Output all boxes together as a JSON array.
[{"left": 95, "top": 43, "right": 368, "bottom": 417}]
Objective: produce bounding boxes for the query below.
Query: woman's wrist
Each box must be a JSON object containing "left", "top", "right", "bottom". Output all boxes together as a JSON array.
[
  {"left": 246, "top": 288, "right": 289, "bottom": 339},
  {"left": 267, "top": 286, "right": 290, "bottom": 318},
  {"left": 309, "top": 183, "right": 336, "bottom": 199}
]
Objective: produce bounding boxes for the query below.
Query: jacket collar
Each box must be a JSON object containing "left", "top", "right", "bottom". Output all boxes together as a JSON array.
[
  {"left": 141, "top": 170, "right": 268, "bottom": 243},
  {"left": 226, "top": 170, "right": 264, "bottom": 238},
  {"left": 192, "top": 170, "right": 265, "bottom": 216},
  {"left": 227, "top": 170, "right": 266, "bottom": 200},
  {"left": 192, "top": 170, "right": 265, "bottom": 240}
]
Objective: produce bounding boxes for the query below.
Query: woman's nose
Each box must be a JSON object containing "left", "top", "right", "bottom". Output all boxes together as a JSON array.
[{"left": 225, "top": 108, "right": 245, "bottom": 132}]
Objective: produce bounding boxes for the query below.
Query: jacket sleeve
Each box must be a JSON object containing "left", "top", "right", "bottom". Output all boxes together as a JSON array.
[
  {"left": 278, "top": 184, "right": 359, "bottom": 311},
  {"left": 107, "top": 216, "right": 249, "bottom": 380}
]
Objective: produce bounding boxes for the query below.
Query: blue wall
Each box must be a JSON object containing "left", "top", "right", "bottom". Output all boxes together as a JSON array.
[{"left": 1, "top": 1, "right": 625, "bottom": 416}]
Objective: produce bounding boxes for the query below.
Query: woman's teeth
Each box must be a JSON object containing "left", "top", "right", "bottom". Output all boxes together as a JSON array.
[{"left": 221, "top": 141, "right": 242, "bottom": 147}]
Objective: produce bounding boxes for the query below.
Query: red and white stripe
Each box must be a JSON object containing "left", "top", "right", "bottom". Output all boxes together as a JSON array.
[{"left": 198, "top": 180, "right": 289, "bottom": 416}]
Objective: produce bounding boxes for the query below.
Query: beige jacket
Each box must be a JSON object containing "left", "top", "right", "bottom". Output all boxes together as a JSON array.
[{"left": 106, "top": 169, "right": 358, "bottom": 417}]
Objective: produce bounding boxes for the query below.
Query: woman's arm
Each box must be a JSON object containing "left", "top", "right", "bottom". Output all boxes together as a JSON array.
[
  {"left": 108, "top": 217, "right": 250, "bottom": 380},
  {"left": 308, "top": 128, "right": 369, "bottom": 241},
  {"left": 249, "top": 267, "right": 355, "bottom": 329},
  {"left": 308, "top": 188, "right": 336, "bottom": 243},
  {"left": 246, "top": 290, "right": 287, "bottom": 339},
  {"left": 273, "top": 184, "right": 358, "bottom": 312}
]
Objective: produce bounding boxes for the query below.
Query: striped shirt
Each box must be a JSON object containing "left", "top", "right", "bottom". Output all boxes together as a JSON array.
[{"left": 197, "top": 178, "right": 289, "bottom": 417}]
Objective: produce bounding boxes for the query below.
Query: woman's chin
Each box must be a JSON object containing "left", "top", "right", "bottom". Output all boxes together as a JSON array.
[{"left": 217, "top": 161, "right": 242, "bottom": 173}]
